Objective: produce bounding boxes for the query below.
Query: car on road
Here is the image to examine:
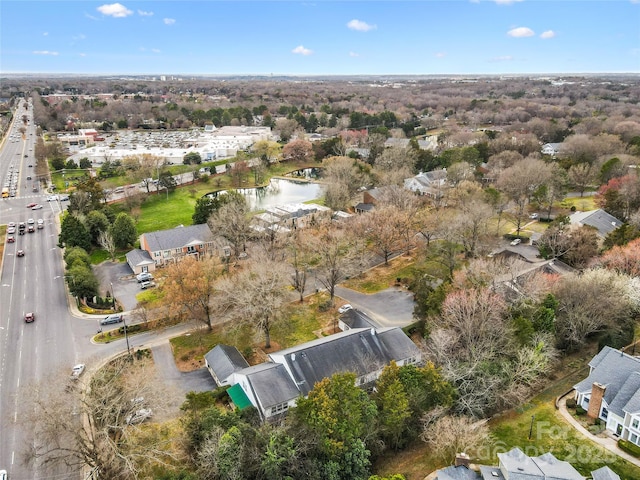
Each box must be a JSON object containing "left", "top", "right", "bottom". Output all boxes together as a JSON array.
[
  {"left": 100, "top": 314, "right": 123, "bottom": 325},
  {"left": 136, "top": 272, "right": 153, "bottom": 283},
  {"left": 510, "top": 238, "right": 522, "bottom": 246},
  {"left": 31, "top": 204, "right": 43, "bottom": 210},
  {"left": 27, "top": 218, "right": 35, "bottom": 224},
  {"left": 26, "top": 202, "right": 37, "bottom": 208},
  {"left": 26, "top": 175, "right": 31, "bottom": 180},
  {"left": 71, "top": 364, "right": 85, "bottom": 380},
  {"left": 28, "top": 225, "right": 35, "bottom": 233},
  {"left": 338, "top": 304, "right": 353, "bottom": 314},
  {"left": 24, "top": 312, "right": 35, "bottom": 323},
  {"left": 37, "top": 219, "right": 44, "bottom": 229},
  {"left": 7, "top": 226, "right": 15, "bottom": 234},
  {"left": 0, "top": 468, "right": 7, "bottom": 480},
  {"left": 8, "top": 222, "right": 15, "bottom": 228},
  {"left": 126, "top": 408, "right": 153, "bottom": 425},
  {"left": 7, "top": 236, "right": 14, "bottom": 243},
  {"left": 59, "top": 195, "right": 69, "bottom": 201},
  {"left": 17, "top": 250, "right": 25, "bottom": 257},
  {"left": 47, "top": 195, "right": 58, "bottom": 201}
]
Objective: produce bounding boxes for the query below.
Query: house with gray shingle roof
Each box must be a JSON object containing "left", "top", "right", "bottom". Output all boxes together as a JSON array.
[
  {"left": 574, "top": 346, "right": 640, "bottom": 446},
  {"left": 435, "top": 447, "right": 617, "bottom": 480},
  {"left": 139, "top": 223, "right": 216, "bottom": 266},
  {"left": 125, "top": 248, "right": 155, "bottom": 275},
  {"left": 569, "top": 209, "right": 623, "bottom": 239},
  {"left": 225, "top": 326, "right": 421, "bottom": 421},
  {"left": 204, "top": 344, "right": 250, "bottom": 387},
  {"left": 404, "top": 169, "right": 448, "bottom": 199}
]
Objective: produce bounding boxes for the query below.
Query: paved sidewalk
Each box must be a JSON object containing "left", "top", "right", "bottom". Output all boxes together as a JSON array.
[{"left": 557, "top": 391, "right": 640, "bottom": 467}]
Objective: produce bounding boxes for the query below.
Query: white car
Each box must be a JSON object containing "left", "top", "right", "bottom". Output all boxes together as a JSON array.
[
  {"left": 338, "top": 304, "right": 353, "bottom": 314},
  {"left": 126, "top": 408, "right": 153, "bottom": 425},
  {"left": 47, "top": 195, "right": 58, "bottom": 201},
  {"left": 510, "top": 238, "right": 522, "bottom": 246},
  {"left": 136, "top": 272, "right": 153, "bottom": 283},
  {"left": 71, "top": 364, "right": 85, "bottom": 380}
]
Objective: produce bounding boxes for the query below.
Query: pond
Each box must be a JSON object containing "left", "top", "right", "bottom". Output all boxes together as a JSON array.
[{"left": 211, "top": 177, "right": 325, "bottom": 212}]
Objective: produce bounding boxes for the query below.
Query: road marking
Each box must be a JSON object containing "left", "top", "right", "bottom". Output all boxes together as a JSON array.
[{"left": 11, "top": 450, "right": 14, "bottom": 464}]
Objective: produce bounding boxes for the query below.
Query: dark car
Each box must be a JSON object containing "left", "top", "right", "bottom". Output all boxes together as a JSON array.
[{"left": 25, "top": 312, "right": 35, "bottom": 323}]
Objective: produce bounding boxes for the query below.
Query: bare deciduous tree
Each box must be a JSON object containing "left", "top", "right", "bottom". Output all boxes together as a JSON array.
[
  {"left": 207, "top": 196, "right": 252, "bottom": 259},
  {"left": 420, "top": 411, "right": 490, "bottom": 463},
  {"left": 98, "top": 230, "right": 117, "bottom": 261}
]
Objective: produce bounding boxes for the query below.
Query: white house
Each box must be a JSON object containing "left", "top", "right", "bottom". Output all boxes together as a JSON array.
[{"left": 574, "top": 346, "right": 640, "bottom": 446}]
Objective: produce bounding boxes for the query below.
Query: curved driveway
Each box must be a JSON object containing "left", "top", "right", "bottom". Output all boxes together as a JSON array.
[{"left": 334, "top": 284, "right": 416, "bottom": 328}]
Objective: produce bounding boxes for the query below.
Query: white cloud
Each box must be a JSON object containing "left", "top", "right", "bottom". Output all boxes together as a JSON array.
[
  {"left": 33, "top": 50, "right": 59, "bottom": 56},
  {"left": 292, "top": 45, "right": 313, "bottom": 56},
  {"left": 163, "top": 18, "right": 176, "bottom": 25},
  {"left": 97, "top": 3, "right": 133, "bottom": 18},
  {"left": 152, "top": 48, "right": 161, "bottom": 53},
  {"left": 494, "top": 0, "right": 524, "bottom": 4},
  {"left": 43, "top": 32, "right": 48, "bottom": 36},
  {"left": 347, "top": 19, "right": 377, "bottom": 32},
  {"left": 435, "top": 52, "right": 446, "bottom": 58},
  {"left": 72, "top": 34, "right": 86, "bottom": 41},
  {"left": 507, "top": 26, "right": 535, "bottom": 37},
  {"left": 489, "top": 55, "right": 514, "bottom": 62},
  {"left": 79, "top": 53, "right": 87, "bottom": 57},
  {"left": 349, "top": 51, "right": 359, "bottom": 57},
  {"left": 138, "top": 10, "right": 154, "bottom": 16},
  {"left": 540, "top": 30, "right": 556, "bottom": 39}
]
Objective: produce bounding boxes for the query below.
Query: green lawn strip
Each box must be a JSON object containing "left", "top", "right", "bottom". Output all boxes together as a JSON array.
[
  {"left": 135, "top": 189, "right": 199, "bottom": 233},
  {"left": 488, "top": 370, "right": 640, "bottom": 479},
  {"left": 560, "top": 196, "right": 597, "bottom": 211}
]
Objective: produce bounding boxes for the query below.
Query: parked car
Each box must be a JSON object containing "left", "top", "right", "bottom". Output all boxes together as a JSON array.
[
  {"left": 16, "top": 250, "right": 25, "bottom": 257},
  {"left": 126, "top": 408, "right": 153, "bottom": 425},
  {"left": 136, "top": 272, "right": 153, "bottom": 283},
  {"left": 140, "top": 280, "right": 155, "bottom": 290},
  {"left": 24, "top": 312, "right": 35, "bottom": 323},
  {"left": 100, "top": 314, "right": 123, "bottom": 326},
  {"left": 338, "top": 304, "right": 353, "bottom": 314},
  {"left": 510, "top": 238, "right": 522, "bottom": 246},
  {"left": 529, "top": 213, "right": 539, "bottom": 219},
  {"left": 70, "top": 364, "right": 85, "bottom": 379}
]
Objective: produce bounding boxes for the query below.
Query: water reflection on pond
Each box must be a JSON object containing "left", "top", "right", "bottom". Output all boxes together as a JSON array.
[{"left": 210, "top": 177, "right": 324, "bottom": 212}]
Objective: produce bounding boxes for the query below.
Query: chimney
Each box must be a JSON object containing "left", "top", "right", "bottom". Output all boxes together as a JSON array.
[
  {"left": 455, "top": 452, "right": 471, "bottom": 468},
  {"left": 587, "top": 382, "right": 607, "bottom": 419}
]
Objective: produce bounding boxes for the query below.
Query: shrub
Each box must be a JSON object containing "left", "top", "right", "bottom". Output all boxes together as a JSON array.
[
  {"left": 619, "top": 439, "right": 640, "bottom": 458},
  {"left": 566, "top": 398, "right": 577, "bottom": 409},
  {"left": 576, "top": 406, "right": 586, "bottom": 416}
]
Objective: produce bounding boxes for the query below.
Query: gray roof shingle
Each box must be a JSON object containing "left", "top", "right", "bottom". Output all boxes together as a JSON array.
[
  {"left": 574, "top": 346, "right": 640, "bottom": 412},
  {"left": 569, "top": 209, "right": 623, "bottom": 237},
  {"left": 142, "top": 224, "right": 214, "bottom": 252},
  {"left": 237, "top": 362, "right": 300, "bottom": 410},
  {"left": 532, "top": 452, "right": 584, "bottom": 480},
  {"left": 270, "top": 327, "right": 420, "bottom": 396},
  {"left": 126, "top": 248, "right": 154, "bottom": 267},
  {"left": 204, "top": 345, "right": 250, "bottom": 386},
  {"left": 590, "top": 466, "right": 621, "bottom": 480},
  {"left": 436, "top": 465, "right": 480, "bottom": 480}
]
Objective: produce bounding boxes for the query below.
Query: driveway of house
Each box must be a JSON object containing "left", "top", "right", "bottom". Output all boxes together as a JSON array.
[
  {"left": 334, "top": 285, "right": 416, "bottom": 328},
  {"left": 152, "top": 343, "right": 216, "bottom": 400}
]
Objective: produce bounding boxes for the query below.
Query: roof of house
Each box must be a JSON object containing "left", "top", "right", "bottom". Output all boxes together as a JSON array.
[
  {"left": 141, "top": 223, "right": 214, "bottom": 252},
  {"left": 125, "top": 248, "right": 154, "bottom": 267},
  {"left": 590, "top": 466, "right": 621, "bottom": 480},
  {"left": 498, "top": 448, "right": 584, "bottom": 480},
  {"left": 270, "top": 327, "right": 421, "bottom": 396},
  {"left": 227, "top": 383, "right": 252, "bottom": 410},
  {"left": 236, "top": 362, "right": 300, "bottom": 411},
  {"left": 478, "top": 465, "right": 505, "bottom": 480},
  {"left": 204, "top": 345, "right": 250, "bottom": 386},
  {"left": 574, "top": 346, "right": 640, "bottom": 416},
  {"left": 355, "top": 202, "right": 375, "bottom": 212},
  {"left": 569, "top": 209, "right": 623, "bottom": 238},
  {"left": 384, "top": 138, "right": 410, "bottom": 148},
  {"left": 436, "top": 465, "right": 480, "bottom": 480},
  {"left": 340, "top": 309, "right": 379, "bottom": 330}
]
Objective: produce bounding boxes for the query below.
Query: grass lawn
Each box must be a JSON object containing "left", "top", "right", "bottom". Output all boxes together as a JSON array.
[
  {"left": 560, "top": 196, "right": 597, "bottom": 212},
  {"left": 135, "top": 188, "right": 201, "bottom": 233}
]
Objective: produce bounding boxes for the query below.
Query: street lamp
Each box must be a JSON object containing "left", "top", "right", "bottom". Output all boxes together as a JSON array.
[
  {"left": 122, "top": 314, "right": 131, "bottom": 359},
  {"left": 110, "top": 282, "right": 115, "bottom": 310}
]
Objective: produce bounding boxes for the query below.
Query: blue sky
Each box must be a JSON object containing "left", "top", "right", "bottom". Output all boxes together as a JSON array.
[{"left": 1, "top": 1, "right": 639, "bottom": 75}]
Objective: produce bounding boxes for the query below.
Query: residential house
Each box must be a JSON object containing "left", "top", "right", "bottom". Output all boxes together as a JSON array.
[
  {"left": 251, "top": 203, "right": 331, "bottom": 232},
  {"left": 384, "top": 138, "right": 410, "bottom": 149},
  {"left": 541, "top": 142, "right": 564, "bottom": 157},
  {"left": 125, "top": 248, "right": 155, "bottom": 275},
  {"left": 404, "top": 169, "right": 448, "bottom": 199},
  {"left": 210, "top": 326, "right": 421, "bottom": 421},
  {"left": 435, "top": 447, "right": 618, "bottom": 480},
  {"left": 139, "top": 224, "right": 216, "bottom": 267},
  {"left": 204, "top": 344, "right": 250, "bottom": 387},
  {"left": 338, "top": 308, "right": 378, "bottom": 331},
  {"left": 574, "top": 346, "right": 640, "bottom": 445},
  {"left": 569, "top": 209, "right": 623, "bottom": 239}
]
